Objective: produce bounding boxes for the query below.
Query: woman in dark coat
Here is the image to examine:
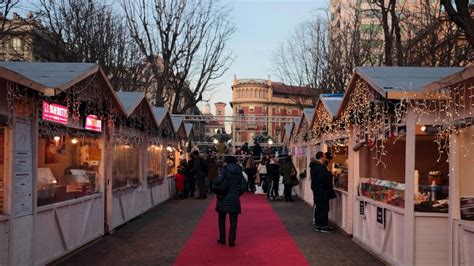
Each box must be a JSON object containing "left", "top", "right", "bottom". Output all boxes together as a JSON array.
[
  {"left": 266, "top": 157, "right": 280, "bottom": 201},
  {"left": 215, "top": 156, "right": 246, "bottom": 247},
  {"left": 280, "top": 156, "right": 296, "bottom": 202},
  {"left": 207, "top": 153, "right": 218, "bottom": 193}
]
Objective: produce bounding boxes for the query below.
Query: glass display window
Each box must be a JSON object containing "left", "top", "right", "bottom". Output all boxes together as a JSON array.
[
  {"left": 112, "top": 143, "right": 140, "bottom": 189},
  {"left": 37, "top": 135, "right": 102, "bottom": 207},
  {"left": 147, "top": 145, "right": 163, "bottom": 184},
  {"left": 414, "top": 134, "right": 449, "bottom": 213},
  {"left": 166, "top": 146, "right": 176, "bottom": 176},
  {"left": 459, "top": 127, "right": 474, "bottom": 221},
  {"left": 329, "top": 145, "right": 348, "bottom": 191}
]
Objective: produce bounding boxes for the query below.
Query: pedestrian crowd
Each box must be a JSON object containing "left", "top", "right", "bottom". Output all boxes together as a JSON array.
[{"left": 172, "top": 141, "right": 338, "bottom": 246}]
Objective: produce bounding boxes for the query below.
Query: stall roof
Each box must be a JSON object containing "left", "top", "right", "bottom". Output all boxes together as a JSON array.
[
  {"left": 338, "top": 66, "right": 465, "bottom": 117},
  {"left": 152, "top": 107, "right": 169, "bottom": 126},
  {"left": 303, "top": 108, "right": 315, "bottom": 124},
  {"left": 355, "top": 66, "right": 464, "bottom": 98},
  {"left": 171, "top": 116, "right": 184, "bottom": 133},
  {"left": 0, "top": 61, "right": 126, "bottom": 115},
  {"left": 319, "top": 94, "right": 344, "bottom": 118},
  {"left": 184, "top": 123, "right": 194, "bottom": 138},
  {"left": 424, "top": 66, "right": 474, "bottom": 92},
  {"left": 282, "top": 123, "right": 293, "bottom": 142},
  {"left": 116, "top": 91, "right": 146, "bottom": 116}
]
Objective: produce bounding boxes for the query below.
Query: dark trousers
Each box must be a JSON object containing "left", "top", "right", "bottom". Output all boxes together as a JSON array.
[
  {"left": 284, "top": 184, "right": 293, "bottom": 200},
  {"left": 185, "top": 177, "right": 195, "bottom": 197},
  {"left": 218, "top": 212, "right": 238, "bottom": 244},
  {"left": 197, "top": 176, "right": 207, "bottom": 197},
  {"left": 314, "top": 199, "right": 330, "bottom": 228},
  {"left": 270, "top": 178, "right": 279, "bottom": 198}
]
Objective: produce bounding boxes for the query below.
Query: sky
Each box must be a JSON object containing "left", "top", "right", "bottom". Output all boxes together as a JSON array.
[{"left": 203, "top": 0, "right": 328, "bottom": 115}]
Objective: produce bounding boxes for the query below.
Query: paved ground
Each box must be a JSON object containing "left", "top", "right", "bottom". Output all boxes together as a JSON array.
[
  {"left": 270, "top": 198, "right": 384, "bottom": 266},
  {"left": 54, "top": 194, "right": 383, "bottom": 266},
  {"left": 54, "top": 197, "right": 212, "bottom": 266}
]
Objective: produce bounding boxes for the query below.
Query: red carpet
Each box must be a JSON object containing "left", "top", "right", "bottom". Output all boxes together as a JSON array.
[{"left": 174, "top": 193, "right": 309, "bottom": 266}]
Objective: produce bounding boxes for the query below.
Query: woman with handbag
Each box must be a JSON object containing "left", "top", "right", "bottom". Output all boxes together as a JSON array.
[
  {"left": 281, "top": 155, "right": 297, "bottom": 202},
  {"left": 213, "top": 156, "right": 247, "bottom": 247}
]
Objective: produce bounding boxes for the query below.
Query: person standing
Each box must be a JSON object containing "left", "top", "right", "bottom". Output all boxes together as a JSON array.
[
  {"left": 207, "top": 152, "right": 219, "bottom": 194},
  {"left": 252, "top": 141, "right": 262, "bottom": 161},
  {"left": 244, "top": 154, "right": 256, "bottom": 192},
  {"left": 267, "top": 157, "right": 280, "bottom": 201},
  {"left": 215, "top": 156, "right": 246, "bottom": 247},
  {"left": 310, "top": 152, "right": 336, "bottom": 233},
  {"left": 185, "top": 155, "right": 195, "bottom": 198},
  {"left": 241, "top": 142, "right": 250, "bottom": 155},
  {"left": 174, "top": 164, "right": 186, "bottom": 199},
  {"left": 257, "top": 157, "right": 267, "bottom": 191},
  {"left": 281, "top": 156, "right": 297, "bottom": 202},
  {"left": 192, "top": 150, "right": 207, "bottom": 199}
]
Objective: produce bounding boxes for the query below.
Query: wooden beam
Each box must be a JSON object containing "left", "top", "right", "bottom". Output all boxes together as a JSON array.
[{"left": 404, "top": 109, "right": 416, "bottom": 265}]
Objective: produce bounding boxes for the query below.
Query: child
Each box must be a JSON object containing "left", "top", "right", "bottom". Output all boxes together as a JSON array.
[{"left": 175, "top": 166, "right": 186, "bottom": 199}]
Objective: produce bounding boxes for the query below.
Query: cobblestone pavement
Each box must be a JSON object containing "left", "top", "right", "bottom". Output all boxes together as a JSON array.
[
  {"left": 54, "top": 197, "right": 212, "bottom": 266},
  {"left": 54, "top": 194, "right": 383, "bottom": 266},
  {"left": 270, "top": 197, "right": 384, "bottom": 266}
]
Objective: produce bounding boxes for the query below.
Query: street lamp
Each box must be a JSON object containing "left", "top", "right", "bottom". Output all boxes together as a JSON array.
[{"left": 268, "top": 139, "right": 273, "bottom": 145}]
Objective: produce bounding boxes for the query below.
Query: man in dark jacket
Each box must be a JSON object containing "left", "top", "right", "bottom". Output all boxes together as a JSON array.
[
  {"left": 252, "top": 141, "right": 262, "bottom": 161},
  {"left": 215, "top": 156, "right": 246, "bottom": 247},
  {"left": 310, "top": 151, "right": 336, "bottom": 233},
  {"left": 267, "top": 157, "right": 280, "bottom": 200},
  {"left": 192, "top": 150, "right": 207, "bottom": 199}
]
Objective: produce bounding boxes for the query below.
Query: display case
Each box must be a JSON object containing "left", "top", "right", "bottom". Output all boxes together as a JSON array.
[
  {"left": 359, "top": 177, "right": 405, "bottom": 208},
  {"left": 112, "top": 144, "right": 140, "bottom": 189},
  {"left": 147, "top": 145, "right": 164, "bottom": 185}
]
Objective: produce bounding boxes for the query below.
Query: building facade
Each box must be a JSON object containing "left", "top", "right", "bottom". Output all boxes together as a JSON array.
[
  {"left": 203, "top": 102, "right": 226, "bottom": 139},
  {"left": 230, "top": 78, "right": 315, "bottom": 145}
]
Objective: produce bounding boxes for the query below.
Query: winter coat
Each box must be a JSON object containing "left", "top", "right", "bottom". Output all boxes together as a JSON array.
[
  {"left": 192, "top": 156, "right": 205, "bottom": 178},
  {"left": 280, "top": 160, "right": 296, "bottom": 185},
  {"left": 257, "top": 163, "right": 267, "bottom": 175},
  {"left": 310, "top": 160, "right": 336, "bottom": 201},
  {"left": 267, "top": 162, "right": 280, "bottom": 182},
  {"left": 252, "top": 144, "right": 262, "bottom": 158},
  {"left": 207, "top": 158, "right": 218, "bottom": 181},
  {"left": 215, "top": 164, "right": 246, "bottom": 214},
  {"left": 174, "top": 173, "right": 185, "bottom": 192}
]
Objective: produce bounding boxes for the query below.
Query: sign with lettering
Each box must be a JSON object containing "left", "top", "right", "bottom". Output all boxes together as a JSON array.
[
  {"left": 85, "top": 115, "right": 102, "bottom": 132},
  {"left": 13, "top": 119, "right": 33, "bottom": 217},
  {"left": 42, "top": 101, "right": 68, "bottom": 125},
  {"left": 360, "top": 201, "right": 365, "bottom": 216},
  {"left": 376, "top": 207, "right": 385, "bottom": 228}
]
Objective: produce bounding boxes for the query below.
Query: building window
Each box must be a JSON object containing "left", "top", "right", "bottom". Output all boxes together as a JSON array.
[
  {"left": 249, "top": 105, "right": 255, "bottom": 112},
  {"left": 276, "top": 106, "right": 280, "bottom": 114},
  {"left": 217, "top": 110, "right": 222, "bottom": 116},
  {"left": 12, "top": 38, "right": 22, "bottom": 51}
]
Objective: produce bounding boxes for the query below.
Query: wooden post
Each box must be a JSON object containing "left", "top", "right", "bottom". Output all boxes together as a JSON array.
[
  {"left": 404, "top": 109, "right": 416, "bottom": 265},
  {"left": 347, "top": 131, "right": 356, "bottom": 236},
  {"left": 105, "top": 139, "right": 113, "bottom": 233},
  {"left": 448, "top": 132, "right": 460, "bottom": 266}
]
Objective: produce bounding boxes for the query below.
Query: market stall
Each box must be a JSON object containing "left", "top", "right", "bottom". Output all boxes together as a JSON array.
[
  {"left": 421, "top": 66, "right": 474, "bottom": 265},
  {"left": 0, "top": 86, "right": 10, "bottom": 265},
  {"left": 0, "top": 62, "right": 125, "bottom": 265},
  {"left": 108, "top": 91, "right": 160, "bottom": 231},
  {"left": 338, "top": 67, "right": 463, "bottom": 265},
  {"left": 309, "top": 94, "right": 350, "bottom": 233},
  {"left": 291, "top": 109, "right": 314, "bottom": 203},
  {"left": 171, "top": 116, "right": 187, "bottom": 175}
]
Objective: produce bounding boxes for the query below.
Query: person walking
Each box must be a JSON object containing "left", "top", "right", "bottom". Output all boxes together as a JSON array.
[
  {"left": 252, "top": 141, "right": 262, "bottom": 161},
  {"left": 207, "top": 152, "right": 218, "bottom": 194},
  {"left": 244, "top": 154, "right": 256, "bottom": 192},
  {"left": 310, "top": 152, "right": 336, "bottom": 233},
  {"left": 214, "top": 156, "right": 247, "bottom": 247},
  {"left": 257, "top": 157, "right": 267, "bottom": 192},
  {"left": 192, "top": 150, "right": 207, "bottom": 199},
  {"left": 185, "top": 155, "right": 195, "bottom": 198},
  {"left": 267, "top": 157, "right": 280, "bottom": 201},
  {"left": 281, "top": 156, "right": 297, "bottom": 202}
]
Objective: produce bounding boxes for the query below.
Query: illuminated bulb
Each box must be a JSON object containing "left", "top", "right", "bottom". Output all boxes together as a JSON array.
[
  {"left": 421, "top": 126, "right": 426, "bottom": 132},
  {"left": 213, "top": 139, "right": 218, "bottom": 144},
  {"left": 268, "top": 139, "right": 273, "bottom": 145},
  {"left": 54, "top": 136, "right": 61, "bottom": 141},
  {"left": 166, "top": 146, "right": 173, "bottom": 152},
  {"left": 71, "top": 138, "right": 78, "bottom": 144}
]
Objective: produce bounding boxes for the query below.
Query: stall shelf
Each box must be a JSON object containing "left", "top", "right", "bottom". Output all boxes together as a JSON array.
[
  {"left": 422, "top": 66, "right": 474, "bottom": 266},
  {"left": 290, "top": 110, "right": 314, "bottom": 204},
  {"left": 0, "top": 61, "right": 125, "bottom": 265},
  {"left": 338, "top": 66, "right": 464, "bottom": 265}
]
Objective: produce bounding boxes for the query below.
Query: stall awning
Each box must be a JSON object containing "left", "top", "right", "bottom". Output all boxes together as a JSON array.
[{"left": 116, "top": 91, "right": 146, "bottom": 117}]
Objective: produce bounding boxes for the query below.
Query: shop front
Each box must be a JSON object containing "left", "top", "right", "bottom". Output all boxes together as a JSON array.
[
  {"left": 309, "top": 94, "right": 350, "bottom": 234},
  {"left": 339, "top": 67, "right": 463, "bottom": 265},
  {"left": 108, "top": 92, "right": 159, "bottom": 231},
  {"left": 291, "top": 109, "right": 314, "bottom": 204},
  {"left": 0, "top": 62, "right": 124, "bottom": 265},
  {"left": 422, "top": 66, "right": 474, "bottom": 265}
]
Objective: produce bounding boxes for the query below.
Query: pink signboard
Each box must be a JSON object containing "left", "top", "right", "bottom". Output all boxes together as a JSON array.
[
  {"left": 85, "top": 115, "right": 102, "bottom": 132},
  {"left": 42, "top": 101, "right": 68, "bottom": 125}
]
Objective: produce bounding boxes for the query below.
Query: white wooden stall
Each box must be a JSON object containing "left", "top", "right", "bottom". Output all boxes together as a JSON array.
[{"left": 0, "top": 215, "right": 8, "bottom": 265}]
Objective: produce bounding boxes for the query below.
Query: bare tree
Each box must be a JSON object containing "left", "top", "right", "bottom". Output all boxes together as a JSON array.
[
  {"left": 0, "top": 1, "right": 20, "bottom": 44},
  {"left": 441, "top": 0, "right": 474, "bottom": 48},
  {"left": 37, "top": 0, "right": 143, "bottom": 91},
  {"left": 122, "top": 0, "right": 235, "bottom": 114}
]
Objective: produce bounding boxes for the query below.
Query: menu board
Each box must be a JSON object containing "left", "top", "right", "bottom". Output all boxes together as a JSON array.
[
  {"left": 85, "top": 115, "right": 102, "bottom": 132},
  {"left": 42, "top": 101, "right": 68, "bottom": 125},
  {"left": 13, "top": 119, "right": 33, "bottom": 217}
]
